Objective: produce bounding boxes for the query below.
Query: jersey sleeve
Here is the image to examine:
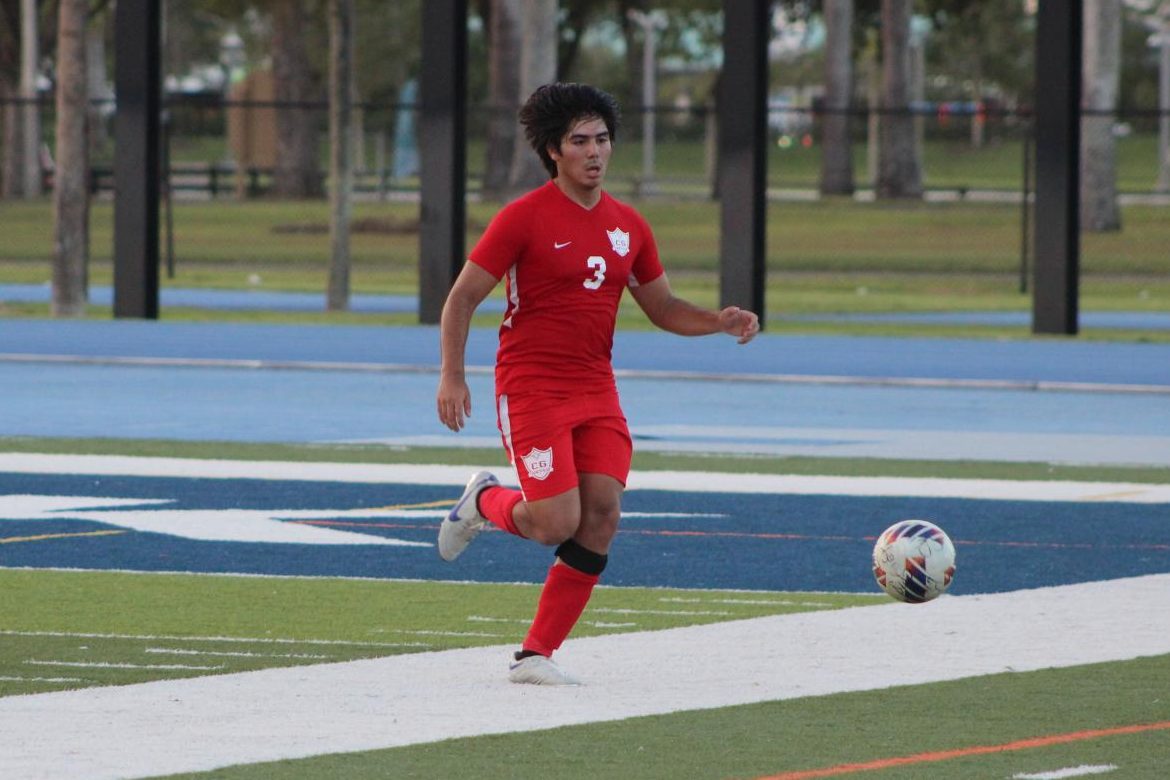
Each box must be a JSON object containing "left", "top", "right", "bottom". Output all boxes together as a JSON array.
[
  {"left": 628, "top": 209, "right": 665, "bottom": 288},
  {"left": 469, "top": 201, "right": 527, "bottom": 280}
]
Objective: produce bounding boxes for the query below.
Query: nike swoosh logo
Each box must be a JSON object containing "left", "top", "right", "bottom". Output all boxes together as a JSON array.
[{"left": 554, "top": 241, "right": 572, "bottom": 249}]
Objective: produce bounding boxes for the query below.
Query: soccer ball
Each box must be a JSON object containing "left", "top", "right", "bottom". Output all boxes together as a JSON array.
[{"left": 872, "top": 519, "right": 956, "bottom": 603}]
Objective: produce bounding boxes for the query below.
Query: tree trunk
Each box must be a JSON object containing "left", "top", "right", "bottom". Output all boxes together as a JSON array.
[
  {"left": 1081, "top": 0, "right": 1122, "bottom": 232},
  {"left": 820, "top": 0, "right": 855, "bottom": 196},
  {"left": 272, "top": 0, "right": 324, "bottom": 198},
  {"left": 20, "top": 0, "right": 43, "bottom": 198},
  {"left": 876, "top": 0, "right": 922, "bottom": 200},
  {"left": 619, "top": 0, "right": 647, "bottom": 122},
  {"left": 86, "top": 16, "right": 112, "bottom": 158},
  {"left": 482, "top": 0, "right": 521, "bottom": 201},
  {"left": 52, "top": 0, "right": 89, "bottom": 317},
  {"left": 1, "top": 76, "right": 24, "bottom": 199},
  {"left": 327, "top": 0, "right": 353, "bottom": 311},
  {"left": 508, "top": 0, "right": 557, "bottom": 192}
]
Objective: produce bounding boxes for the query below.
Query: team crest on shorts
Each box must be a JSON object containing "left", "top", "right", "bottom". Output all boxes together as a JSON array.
[
  {"left": 606, "top": 227, "right": 630, "bottom": 257},
  {"left": 520, "top": 447, "right": 554, "bottom": 481}
]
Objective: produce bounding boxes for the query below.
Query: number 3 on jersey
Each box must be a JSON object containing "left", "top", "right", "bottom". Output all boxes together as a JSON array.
[{"left": 583, "top": 256, "right": 606, "bottom": 290}]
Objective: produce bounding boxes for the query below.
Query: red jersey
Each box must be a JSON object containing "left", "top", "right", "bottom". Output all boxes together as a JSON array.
[{"left": 470, "top": 181, "right": 665, "bottom": 395}]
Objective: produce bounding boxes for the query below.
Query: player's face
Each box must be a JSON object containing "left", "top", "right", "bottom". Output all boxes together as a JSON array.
[{"left": 549, "top": 116, "right": 612, "bottom": 192}]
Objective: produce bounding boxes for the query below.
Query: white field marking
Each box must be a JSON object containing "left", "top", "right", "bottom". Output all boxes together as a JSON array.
[
  {"left": 473, "top": 619, "right": 641, "bottom": 632},
  {"left": 378, "top": 629, "right": 503, "bottom": 638},
  {"left": 0, "top": 676, "right": 84, "bottom": 683},
  {"left": 145, "top": 648, "right": 332, "bottom": 661},
  {"left": 3, "top": 453, "right": 1170, "bottom": 504},
  {"left": 658, "top": 597, "right": 838, "bottom": 607},
  {"left": 0, "top": 495, "right": 431, "bottom": 546},
  {"left": 1, "top": 574, "right": 1167, "bottom": 780},
  {"left": 24, "top": 660, "right": 225, "bottom": 671},
  {"left": 587, "top": 607, "right": 734, "bottom": 616},
  {"left": 1012, "top": 765, "right": 1120, "bottom": 779},
  {"left": 466, "top": 616, "right": 529, "bottom": 624},
  {"left": 0, "top": 630, "right": 427, "bottom": 649}
]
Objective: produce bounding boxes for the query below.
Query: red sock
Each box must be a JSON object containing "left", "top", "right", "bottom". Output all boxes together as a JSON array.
[
  {"left": 477, "top": 486, "right": 525, "bottom": 537},
  {"left": 521, "top": 563, "right": 599, "bottom": 657}
]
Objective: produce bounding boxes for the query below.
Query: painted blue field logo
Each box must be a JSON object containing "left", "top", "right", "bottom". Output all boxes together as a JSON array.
[{"left": 2, "top": 495, "right": 432, "bottom": 546}]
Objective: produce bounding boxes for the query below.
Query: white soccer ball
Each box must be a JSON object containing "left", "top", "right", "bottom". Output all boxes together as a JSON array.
[{"left": 872, "top": 519, "right": 957, "bottom": 603}]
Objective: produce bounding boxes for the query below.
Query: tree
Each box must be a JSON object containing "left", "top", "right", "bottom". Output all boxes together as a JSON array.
[
  {"left": 1081, "top": 0, "right": 1123, "bottom": 232},
  {"left": 820, "top": 0, "right": 855, "bottom": 196},
  {"left": 922, "top": 0, "right": 1032, "bottom": 108},
  {"left": 618, "top": 0, "right": 648, "bottom": 116},
  {"left": 52, "top": 0, "right": 87, "bottom": 316},
  {"left": 508, "top": 0, "right": 556, "bottom": 192},
  {"left": 271, "top": 0, "right": 324, "bottom": 198},
  {"left": 481, "top": 0, "right": 521, "bottom": 200},
  {"left": 326, "top": 0, "right": 353, "bottom": 311},
  {"left": 2, "top": 0, "right": 56, "bottom": 199},
  {"left": 876, "top": 0, "right": 922, "bottom": 199}
]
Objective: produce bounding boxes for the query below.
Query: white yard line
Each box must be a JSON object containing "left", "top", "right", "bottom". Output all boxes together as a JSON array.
[
  {"left": 1012, "top": 766, "right": 1119, "bottom": 779},
  {"left": 2, "top": 452, "right": 1168, "bottom": 503},
  {"left": 1, "top": 574, "right": 1168, "bottom": 780}
]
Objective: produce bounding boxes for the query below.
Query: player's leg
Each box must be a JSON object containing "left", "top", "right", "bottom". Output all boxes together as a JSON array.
[
  {"left": 509, "top": 415, "right": 630, "bottom": 685},
  {"left": 438, "top": 394, "right": 579, "bottom": 560}
]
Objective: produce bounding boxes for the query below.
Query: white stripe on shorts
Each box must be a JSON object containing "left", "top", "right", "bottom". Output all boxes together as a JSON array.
[{"left": 497, "top": 393, "right": 516, "bottom": 465}]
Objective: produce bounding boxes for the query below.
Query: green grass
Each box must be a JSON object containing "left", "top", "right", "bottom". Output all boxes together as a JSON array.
[
  {"left": 167, "top": 130, "right": 1166, "bottom": 194},
  {"left": 3, "top": 436, "right": 1168, "bottom": 485},
  {"left": 0, "top": 568, "right": 879, "bottom": 697},
  {"left": 4, "top": 198, "right": 1168, "bottom": 279},
  {"left": 3, "top": 194, "right": 1168, "bottom": 342},
  {"left": 3, "top": 439, "right": 1167, "bottom": 777},
  {"left": 165, "top": 655, "right": 1170, "bottom": 779}
]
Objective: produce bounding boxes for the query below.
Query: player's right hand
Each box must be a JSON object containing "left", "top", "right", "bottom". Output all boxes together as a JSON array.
[{"left": 436, "top": 376, "right": 472, "bottom": 432}]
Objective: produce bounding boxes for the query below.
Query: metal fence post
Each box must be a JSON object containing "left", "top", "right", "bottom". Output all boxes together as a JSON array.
[{"left": 113, "top": 0, "right": 161, "bottom": 319}]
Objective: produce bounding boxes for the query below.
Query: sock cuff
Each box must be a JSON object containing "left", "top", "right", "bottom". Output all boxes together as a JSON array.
[
  {"left": 478, "top": 486, "right": 524, "bottom": 537},
  {"left": 555, "top": 539, "right": 608, "bottom": 576}
]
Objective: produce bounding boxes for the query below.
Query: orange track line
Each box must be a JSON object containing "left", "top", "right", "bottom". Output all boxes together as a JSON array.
[
  {"left": 756, "top": 720, "right": 1170, "bottom": 780},
  {"left": 288, "top": 520, "right": 1170, "bottom": 552}
]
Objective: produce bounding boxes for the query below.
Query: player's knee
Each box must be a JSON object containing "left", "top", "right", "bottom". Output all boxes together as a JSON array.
[
  {"left": 526, "top": 509, "right": 580, "bottom": 546},
  {"left": 580, "top": 499, "right": 621, "bottom": 543}
]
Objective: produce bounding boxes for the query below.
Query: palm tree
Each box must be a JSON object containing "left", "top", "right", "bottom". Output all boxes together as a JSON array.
[
  {"left": 508, "top": 0, "right": 556, "bottom": 192},
  {"left": 1081, "top": 0, "right": 1122, "bottom": 232},
  {"left": 271, "top": 1, "right": 324, "bottom": 198},
  {"left": 820, "top": 0, "right": 855, "bottom": 196},
  {"left": 482, "top": 0, "right": 522, "bottom": 200},
  {"left": 326, "top": 0, "right": 353, "bottom": 311},
  {"left": 876, "top": 0, "right": 922, "bottom": 199},
  {"left": 52, "top": 0, "right": 89, "bottom": 317}
]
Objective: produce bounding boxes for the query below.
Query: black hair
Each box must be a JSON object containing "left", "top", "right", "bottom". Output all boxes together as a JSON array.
[{"left": 518, "top": 83, "right": 621, "bottom": 179}]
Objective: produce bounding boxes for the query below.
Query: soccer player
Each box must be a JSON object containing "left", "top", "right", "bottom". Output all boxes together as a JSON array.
[{"left": 435, "top": 82, "right": 759, "bottom": 685}]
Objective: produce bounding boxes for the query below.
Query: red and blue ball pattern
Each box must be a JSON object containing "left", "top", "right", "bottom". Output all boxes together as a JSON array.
[{"left": 873, "top": 519, "right": 957, "bottom": 603}]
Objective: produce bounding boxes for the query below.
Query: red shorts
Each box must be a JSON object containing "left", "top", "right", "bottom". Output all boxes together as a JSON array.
[{"left": 496, "top": 389, "right": 632, "bottom": 501}]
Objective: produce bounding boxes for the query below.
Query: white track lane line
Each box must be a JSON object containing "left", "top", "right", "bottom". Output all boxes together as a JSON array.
[{"left": 1, "top": 574, "right": 1168, "bottom": 779}]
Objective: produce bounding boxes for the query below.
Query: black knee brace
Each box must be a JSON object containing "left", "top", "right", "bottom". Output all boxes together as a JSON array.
[{"left": 555, "top": 539, "right": 608, "bottom": 576}]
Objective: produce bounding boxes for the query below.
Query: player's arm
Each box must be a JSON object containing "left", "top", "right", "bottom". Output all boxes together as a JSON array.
[
  {"left": 629, "top": 274, "right": 759, "bottom": 344},
  {"left": 437, "top": 261, "right": 499, "bottom": 432}
]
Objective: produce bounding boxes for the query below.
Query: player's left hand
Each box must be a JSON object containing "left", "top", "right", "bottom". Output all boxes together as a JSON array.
[{"left": 718, "top": 306, "right": 760, "bottom": 344}]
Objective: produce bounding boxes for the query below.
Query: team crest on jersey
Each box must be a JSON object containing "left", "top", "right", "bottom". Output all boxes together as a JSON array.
[
  {"left": 520, "top": 447, "right": 554, "bottom": 481},
  {"left": 606, "top": 227, "right": 630, "bottom": 257}
]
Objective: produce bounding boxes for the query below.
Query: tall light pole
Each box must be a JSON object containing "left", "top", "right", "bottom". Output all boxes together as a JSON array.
[{"left": 627, "top": 9, "right": 667, "bottom": 195}]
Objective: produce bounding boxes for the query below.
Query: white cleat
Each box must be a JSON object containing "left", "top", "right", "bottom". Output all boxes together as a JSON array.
[
  {"left": 508, "top": 654, "right": 581, "bottom": 686},
  {"left": 437, "top": 470, "right": 500, "bottom": 561}
]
